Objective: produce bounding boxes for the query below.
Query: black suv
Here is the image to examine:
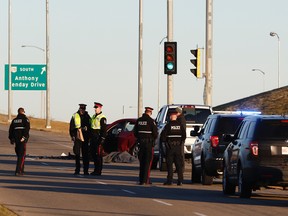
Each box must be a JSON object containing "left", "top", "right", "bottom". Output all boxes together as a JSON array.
[
  {"left": 223, "top": 115, "right": 288, "bottom": 198},
  {"left": 190, "top": 113, "right": 247, "bottom": 185}
]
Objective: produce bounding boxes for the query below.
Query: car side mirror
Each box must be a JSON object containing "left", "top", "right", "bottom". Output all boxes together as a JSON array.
[{"left": 190, "top": 126, "right": 201, "bottom": 136}]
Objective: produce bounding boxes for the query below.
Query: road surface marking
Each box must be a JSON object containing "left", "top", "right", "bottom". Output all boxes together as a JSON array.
[
  {"left": 97, "top": 181, "right": 107, "bottom": 185},
  {"left": 152, "top": 199, "right": 173, "bottom": 206},
  {"left": 194, "top": 212, "right": 207, "bottom": 216},
  {"left": 41, "top": 162, "right": 49, "bottom": 166},
  {"left": 121, "top": 189, "right": 136, "bottom": 195}
]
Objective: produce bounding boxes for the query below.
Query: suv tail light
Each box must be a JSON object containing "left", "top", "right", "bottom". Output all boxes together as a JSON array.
[
  {"left": 210, "top": 136, "right": 219, "bottom": 148},
  {"left": 250, "top": 142, "right": 258, "bottom": 156}
]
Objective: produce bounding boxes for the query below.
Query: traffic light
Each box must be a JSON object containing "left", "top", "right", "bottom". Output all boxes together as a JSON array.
[
  {"left": 190, "top": 48, "right": 201, "bottom": 78},
  {"left": 164, "top": 42, "right": 177, "bottom": 75}
]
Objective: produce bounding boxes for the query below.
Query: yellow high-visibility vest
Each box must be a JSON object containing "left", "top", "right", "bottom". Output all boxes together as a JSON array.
[
  {"left": 73, "top": 113, "right": 81, "bottom": 129},
  {"left": 91, "top": 113, "right": 106, "bottom": 129}
]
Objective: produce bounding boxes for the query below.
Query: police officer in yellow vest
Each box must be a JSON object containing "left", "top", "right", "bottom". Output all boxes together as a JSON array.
[
  {"left": 69, "top": 104, "right": 91, "bottom": 175},
  {"left": 90, "top": 102, "right": 107, "bottom": 176}
]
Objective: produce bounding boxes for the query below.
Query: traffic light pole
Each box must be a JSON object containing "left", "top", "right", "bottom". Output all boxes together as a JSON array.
[
  {"left": 204, "top": 0, "right": 213, "bottom": 106},
  {"left": 167, "top": 0, "right": 173, "bottom": 105}
]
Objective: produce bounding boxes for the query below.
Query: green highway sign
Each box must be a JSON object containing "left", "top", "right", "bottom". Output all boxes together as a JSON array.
[{"left": 4, "top": 64, "right": 47, "bottom": 90}]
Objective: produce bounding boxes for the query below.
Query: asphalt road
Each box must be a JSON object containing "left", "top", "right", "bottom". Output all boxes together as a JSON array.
[{"left": 0, "top": 124, "right": 287, "bottom": 216}]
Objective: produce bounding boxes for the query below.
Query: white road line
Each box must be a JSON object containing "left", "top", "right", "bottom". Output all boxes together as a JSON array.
[
  {"left": 97, "top": 181, "right": 107, "bottom": 185},
  {"left": 55, "top": 167, "right": 68, "bottom": 170},
  {"left": 121, "top": 189, "right": 136, "bottom": 195},
  {"left": 152, "top": 199, "right": 173, "bottom": 206},
  {"left": 194, "top": 212, "right": 207, "bottom": 216},
  {"left": 41, "top": 162, "right": 49, "bottom": 166}
]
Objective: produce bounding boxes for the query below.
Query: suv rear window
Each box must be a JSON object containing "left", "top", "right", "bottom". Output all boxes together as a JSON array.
[
  {"left": 256, "top": 120, "right": 288, "bottom": 139},
  {"left": 166, "top": 107, "right": 211, "bottom": 124},
  {"left": 216, "top": 117, "right": 245, "bottom": 134}
]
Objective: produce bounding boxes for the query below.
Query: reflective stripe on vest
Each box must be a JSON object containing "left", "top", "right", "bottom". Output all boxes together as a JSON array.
[
  {"left": 138, "top": 131, "right": 152, "bottom": 134},
  {"left": 91, "top": 113, "right": 106, "bottom": 129},
  {"left": 167, "top": 135, "right": 182, "bottom": 138},
  {"left": 73, "top": 113, "right": 81, "bottom": 129}
]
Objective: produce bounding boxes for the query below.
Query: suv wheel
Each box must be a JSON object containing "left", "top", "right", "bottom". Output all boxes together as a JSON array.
[
  {"left": 201, "top": 164, "right": 213, "bottom": 185},
  {"left": 191, "top": 156, "right": 201, "bottom": 183},
  {"left": 130, "top": 143, "right": 139, "bottom": 158},
  {"left": 222, "top": 165, "right": 236, "bottom": 195},
  {"left": 238, "top": 167, "right": 252, "bottom": 198}
]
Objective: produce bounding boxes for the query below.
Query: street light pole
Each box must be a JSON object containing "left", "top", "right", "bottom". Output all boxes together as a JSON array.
[
  {"left": 137, "top": 0, "right": 143, "bottom": 117},
  {"left": 270, "top": 32, "right": 280, "bottom": 88},
  {"left": 252, "top": 69, "right": 265, "bottom": 91},
  {"left": 21, "top": 45, "right": 46, "bottom": 119}
]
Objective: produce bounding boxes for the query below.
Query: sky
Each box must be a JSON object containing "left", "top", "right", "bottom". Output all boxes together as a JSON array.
[{"left": 0, "top": 0, "right": 287, "bottom": 124}]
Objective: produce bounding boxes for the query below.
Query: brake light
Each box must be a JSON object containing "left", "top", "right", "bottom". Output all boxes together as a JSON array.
[
  {"left": 250, "top": 142, "right": 258, "bottom": 156},
  {"left": 210, "top": 136, "right": 219, "bottom": 147}
]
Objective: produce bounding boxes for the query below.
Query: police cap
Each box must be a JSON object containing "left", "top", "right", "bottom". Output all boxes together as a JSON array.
[
  {"left": 94, "top": 102, "right": 103, "bottom": 108},
  {"left": 145, "top": 107, "right": 154, "bottom": 112},
  {"left": 79, "top": 104, "right": 87, "bottom": 110}
]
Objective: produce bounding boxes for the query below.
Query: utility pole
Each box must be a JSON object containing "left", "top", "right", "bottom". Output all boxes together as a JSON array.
[
  {"left": 204, "top": 0, "right": 213, "bottom": 106},
  {"left": 45, "top": 0, "right": 51, "bottom": 128},
  {"left": 167, "top": 0, "right": 173, "bottom": 105},
  {"left": 8, "top": 0, "right": 12, "bottom": 122},
  {"left": 137, "top": 0, "right": 143, "bottom": 117}
]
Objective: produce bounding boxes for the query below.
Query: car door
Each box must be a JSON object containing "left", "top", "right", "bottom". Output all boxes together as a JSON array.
[
  {"left": 230, "top": 121, "right": 250, "bottom": 176},
  {"left": 193, "top": 117, "right": 213, "bottom": 167},
  {"left": 117, "top": 120, "right": 136, "bottom": 152}
]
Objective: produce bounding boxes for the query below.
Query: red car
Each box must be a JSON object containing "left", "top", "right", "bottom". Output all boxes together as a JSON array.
[{"left": 102, "top": 118, "right": 138, "bottom": 156}]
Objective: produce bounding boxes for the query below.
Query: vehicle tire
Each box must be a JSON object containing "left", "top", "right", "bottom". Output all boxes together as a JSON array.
[
  {"left": 238, "top": 167, "right": 252, "bottom": 198},
  {"left": 159, "top": 152, "right": 167, "bottom": 171},
  {"left": 222, "top": 165, "right": 236, "bottom": 195},
  {"left": 201, "top": 164, "right": 213, "bottom": 185},
  {"left": 130, "top": 143, "right": 139, "bottom": 158},
  {"left": 191, "top": 157, "right": 201, "bottom": 183}
]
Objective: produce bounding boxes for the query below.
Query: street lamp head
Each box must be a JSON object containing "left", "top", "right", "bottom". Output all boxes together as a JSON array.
[{"left": 270, "top": 32, "right": 279, "bottom": 39}]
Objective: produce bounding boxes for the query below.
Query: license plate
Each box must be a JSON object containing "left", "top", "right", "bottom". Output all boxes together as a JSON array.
[{"left": 282, "top": 146, "right": 288, "bottom": 155}]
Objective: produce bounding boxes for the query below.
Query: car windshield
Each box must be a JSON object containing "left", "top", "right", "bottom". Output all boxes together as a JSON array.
[
  {"left": 166, "top": 107, "right": 211, "bottom": 124},
  {"left": 256, "top": 119, "right": 288, "bottom": 139}
]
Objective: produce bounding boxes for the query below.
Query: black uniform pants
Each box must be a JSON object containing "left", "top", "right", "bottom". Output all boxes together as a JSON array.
[
  {"left": 138, "top": 139, "right": 153, "bottom": 184},
  {"left": 15, "top": 141, "right": 27, "bottom": 174},
  {"left": 90, "top": 135, "right": 103, "bottom": 175},
  {"left": 73, "top": 139, "right": 90, "bottom": 173},
  {"left": 166, "top": 144, "right": 184, "bottom": 183}
]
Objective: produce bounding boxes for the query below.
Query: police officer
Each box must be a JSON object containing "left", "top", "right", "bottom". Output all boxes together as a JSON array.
[
  {"left": 9, "top": 107, "right": 30, "bottom": 176},
  {"left": 69, "top": 104, "right": 91, "bottom": 175},
  {"left": 175, "top": 106, "right": 186, "bottom": 172},
  {"left": 133, "top": 107, "right": 158, "bottom": 185},
  {"left": 90, "top": 102, "right": 107, "bottom": 176},
  {"left": 161, "top": 110, "right": 186, "bottom": 185}
]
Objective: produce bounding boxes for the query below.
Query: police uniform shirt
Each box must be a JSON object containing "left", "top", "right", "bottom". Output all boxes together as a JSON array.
[
  {"left": 9, "top": 113, "right": 30, "bottom": 142},
  {"left": 160, "top": 120, "right": 186, "bottom": 144},
  {"left": 134, "top": 113, "right": 158, "bottom": 140}
]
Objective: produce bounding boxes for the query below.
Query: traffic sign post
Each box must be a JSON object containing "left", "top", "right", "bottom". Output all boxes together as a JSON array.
[{"left": 4, "top": 64, "right": 47, "bottom": 90}]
